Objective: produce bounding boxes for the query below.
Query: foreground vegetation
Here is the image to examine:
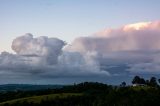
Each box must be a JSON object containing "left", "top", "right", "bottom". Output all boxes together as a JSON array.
[
  {"left": 0, "top": 76, "right": 160, "bottom": 106},
  {"left": 0, "top": 93, "right": 82, "bottom": 106}
]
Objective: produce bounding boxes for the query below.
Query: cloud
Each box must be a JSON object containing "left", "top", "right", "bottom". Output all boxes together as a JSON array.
[
  {"left": 65, "top": 21, "right": 160, "bottom": 76},
  {"left": 12, "top": 33, "right": 66, "bottom": 65},
  {"left": 127, "top": 52, "right": 160, "bottom": 74},
  {"left": 1, "top": 21, "right": 160, "bottom": 84},
  {"left": 0, "top": 33, "right": 109, "bottom": 84},
  {"left": 66, "top": 21, "right": 160, "bottom": 53}
]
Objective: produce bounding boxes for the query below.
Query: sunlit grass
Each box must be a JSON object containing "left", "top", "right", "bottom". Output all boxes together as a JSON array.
[{"left": 0, "top": 93, "right": 82, "bottom": 105}]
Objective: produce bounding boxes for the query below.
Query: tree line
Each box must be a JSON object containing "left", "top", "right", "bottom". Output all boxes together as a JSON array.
[
  {"left": 1, "top": 76, "right": 160, "bottom": 106},
  {"left": 120, "top": 76, "right": 160, "bottom": 87}
]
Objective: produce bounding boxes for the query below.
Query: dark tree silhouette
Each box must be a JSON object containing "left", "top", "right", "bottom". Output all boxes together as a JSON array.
[
  {"left": 146, "top": 80, "right": 150, "bottom": 86},
  {"left": 132, "top": 76, "right": 141, "bottom": 84},
  {"left": 158, "top": 79, "right": 160, "bottom": 85},
  {"left": 132, "top": 76, "right": 146, "bottom": 85},
  {"left": 150, "top": 77, "right": 158, "bottom": 87},
  {"left": 140, "top": 78, "right": 146, "bottom": 84},
  {"left": 120, "top": 82, "right": 126, "bottom": 87}
]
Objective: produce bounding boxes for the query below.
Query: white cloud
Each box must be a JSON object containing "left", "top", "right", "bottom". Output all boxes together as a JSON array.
[
  {"left": 12, "top": 33, "right": 66, "bottom": 65},
  {"left": 0, "top": 33, "right": 109, "bottom": 84},
  {"left": 1, "top": 21, "right": 160, "bottom": 84},
  {"left": 65, "top": 21, "right": 160, "bottom": 75},
  {"left": 66, "top": 21, "right": 160, "bottom": 53}
]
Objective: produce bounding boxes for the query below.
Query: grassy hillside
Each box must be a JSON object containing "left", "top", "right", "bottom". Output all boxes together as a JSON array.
[{"left": 0, "top": 93, "right": 82, "bottom": 106}]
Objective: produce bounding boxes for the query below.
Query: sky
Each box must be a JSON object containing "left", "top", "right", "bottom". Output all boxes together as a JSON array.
[
  {"left": 0, "top": 0, "right": 160, "bottom": 84},
  {"left": 1, "top": 0, "right": 160, "bottom": 53}
]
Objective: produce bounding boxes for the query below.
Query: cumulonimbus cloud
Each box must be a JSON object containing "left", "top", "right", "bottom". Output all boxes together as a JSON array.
[
  {"left": 1, "top": 21, "right": 160, "bottom": 84},
  {"left": 65, "top": 21, "right": 160, "bottom": 75},
  {"left": 66, "top": 21, "right": 160, "bottom": 53},
  {"left": 0, "top": 33, "right": 109, "bottom": 84}
]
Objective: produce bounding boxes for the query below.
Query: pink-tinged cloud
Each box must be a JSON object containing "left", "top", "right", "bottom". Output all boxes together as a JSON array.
[{"left": 66, "top": 21, "right": 160, "bottom": 53}]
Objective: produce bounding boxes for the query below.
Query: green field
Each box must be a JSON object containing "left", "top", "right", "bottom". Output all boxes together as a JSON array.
[{"left": 0, "top": 93, "right": 82, "bottom": 105}]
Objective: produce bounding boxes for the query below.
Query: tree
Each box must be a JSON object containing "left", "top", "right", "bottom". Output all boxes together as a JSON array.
[
  {"left": 132, "top": 76, "right": 141, "bottom": 84},
  {"left": 140, "top": 78, "right": 146, "bottom": 84},
  {"left": 158, "top": 79, "right": 160, "bottom": 84},
  {"left": 150, "top": 77, "right": 158, "bottom": 87},
  {"left": 120, "top": 82, "right": 126, "bottom": 87},
  {"left": 132, "top": 76, "right": 146, "bottom": 85},
  {"left": 146, "top": 80, "right": 150, "bottom": 86}
]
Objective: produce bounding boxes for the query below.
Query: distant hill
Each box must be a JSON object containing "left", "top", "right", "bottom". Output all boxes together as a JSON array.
[{"left": 0, "top": 84, "right": 63, "bottom": 92}]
